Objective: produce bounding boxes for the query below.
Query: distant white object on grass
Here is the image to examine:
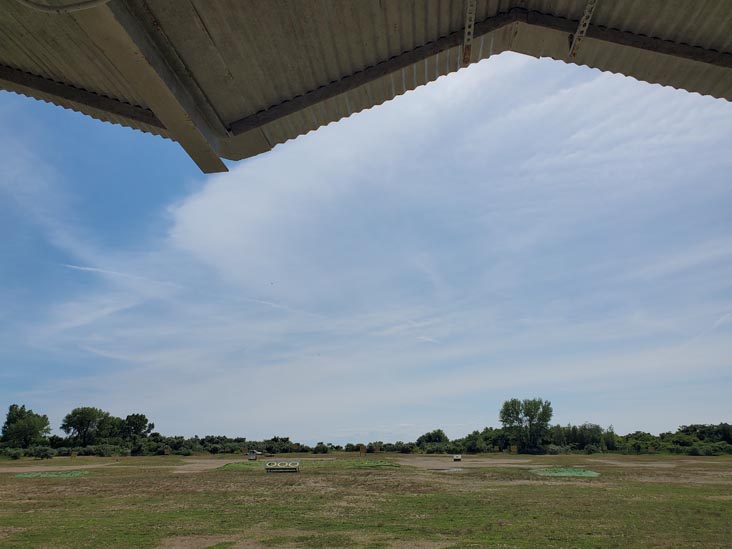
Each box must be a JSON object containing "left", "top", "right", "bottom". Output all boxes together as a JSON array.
[
  {"left": 453, "top": 455, "right": 462, "bottom": 462},
  {"left": 265, "top": 461, "right": 300, "bottom": 473}
]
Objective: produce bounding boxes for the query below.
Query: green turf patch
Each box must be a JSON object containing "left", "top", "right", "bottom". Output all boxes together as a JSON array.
[
  {"left": 530, "top": 467, "right": 599, "bottom": 477},
  {"left": 15, "top": 471, "right": 90, "bottom": 479},
  {"left": 352, "top": 459, "right": 400, "bottom": 469},
  {"left": 219, "top": 461, "right": 260, "bottom": 471}
]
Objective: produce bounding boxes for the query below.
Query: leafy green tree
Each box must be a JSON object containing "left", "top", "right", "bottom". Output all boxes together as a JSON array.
[
  {"left": 603, "top": 425, "right": 617, "bottom": 451},
  {"left": 123, "top": 414, "right": 154, "bottom": 439},
  {"left": 499, "top": 398, "right": 553, "bottom": 453},
  {"left": 549, "top": 424, "right": 568, "bottom": 446},
  {"left": 98, "top": 415, "right": 125, "bottom": 440},
  {"left": 312, "top": 441, "right": 329, "bottom": 454},
  {"left": 463, "top": 431, "right": 488, "bottom": 453},
  {"left": 416, "top": 429, "right": 449, "bottom": 448},
  {"left": 1, "top": 404, "right": 51, "bottom": 448},
  {"left": 60, "top": 407, "right": 110, "bottom": 446}
]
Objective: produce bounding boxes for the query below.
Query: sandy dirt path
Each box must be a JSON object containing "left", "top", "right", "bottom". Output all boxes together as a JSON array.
[
  {"left": 171, "top": 458, "right": 245, "bottom": 473},
  {"left": 0, "top": 457, "right": 243, "bottom": 474},
  {"left": 0, "top": 463, "right": 114, "bottom": 473},
  {"left": 586, "top": 458, "right": 677, "bottom": 468}
]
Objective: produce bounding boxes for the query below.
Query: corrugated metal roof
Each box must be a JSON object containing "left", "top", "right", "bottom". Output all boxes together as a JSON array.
[
  {"left": 0, "top": 2, "right": 150, "bottom": 105},
  {"left": 1, "top": 0, "right": 731, "bottom": 168},
  {"left": 0, "top": 80, "right": 168, "bottom": 138}
]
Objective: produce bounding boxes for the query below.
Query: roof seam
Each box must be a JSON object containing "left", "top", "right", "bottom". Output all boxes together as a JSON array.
[
  {"left": 229, "top": 7, "right": 732, "bottom": 132},
  {"left": 230, "top": 29, "right": 466, "bottom": 125},
  {"left": 0, "top": 86, "right": 167, "bottom": 138},
  {"left": 527, "top": 10, "right": 732, "bottom": 61},
  {"left": 0, "top": 62, "right": 164, "bottom": 127}
]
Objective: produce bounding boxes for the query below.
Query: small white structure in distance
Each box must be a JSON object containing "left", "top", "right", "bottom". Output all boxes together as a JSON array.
[
  {"left": 265, "top": 461, "right": 300, "bottom": 473},
  {"left": 453, "top": 455, "right": 462, "bottom": 462}
]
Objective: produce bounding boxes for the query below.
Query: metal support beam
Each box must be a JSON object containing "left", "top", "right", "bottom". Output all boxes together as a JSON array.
[
  {"left": 228, "top": 7, "right": 732, "bottom": 138},
  {"left": 525, "top": 10, "right": 732, "bottom": 69},
  {"left": 568, "top": 0, "right": 599, "bottom": 59},
  {"left": 71, "top": 1, "right": 227, "bottom": 173},
  {"left": 462, "top": 0, "right": 477, "bottom": 67},
  {"left": 229, "top": 12, "right": 518, "bottom": 136},
  {"left": 0, "top": 63, "right": 164, "bottom": 130}
]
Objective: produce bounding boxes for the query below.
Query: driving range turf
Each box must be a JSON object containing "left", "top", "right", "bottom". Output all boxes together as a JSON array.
[{"left": 1, "top": 453, "right": 731, "bottom": 547}]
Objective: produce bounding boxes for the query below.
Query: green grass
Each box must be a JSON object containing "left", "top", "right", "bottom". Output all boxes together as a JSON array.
[
  {"left": 15, "top": 471, "right": 89, "bottom": 478},
  {"left": 0, "top": 455, "right": 186, "bottom": 467},
  {"left": 223, "top": 457, "right": 399, "bottom": 472},
  {"left": 1, "top": 454, "right": 730, "bottom": 547},
  {"left": 530, "top": 467, "right": 600, "bottom": 477}
]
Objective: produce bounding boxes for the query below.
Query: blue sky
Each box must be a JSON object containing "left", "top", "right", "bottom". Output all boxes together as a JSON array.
[{"left": 1, "top": 52, "right": 731, "bottom": 444}]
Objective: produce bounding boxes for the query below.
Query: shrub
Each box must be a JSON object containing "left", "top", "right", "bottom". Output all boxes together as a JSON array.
[
  {"left": 399, "top": 443, "right": 416, "bottom": 454},
  {"left": 94, "top": 444, "right": 115, "bottom": 457},
  {"left": 312, "top": 442, "right": 329, "bottom": 454},
  {"left": 584, "top": 444, "right": 602, "bottom": 454},
  {"left": 546, "top": 444, "right": 571, "bottom": 455},
  {"left": 4, "top": 448, "right": 24, "bottom": 460},
  {"left": 716, "top": 442, "right": 732, "bottom": 455},
  {"left": 26, "top": 446, "right": 55, "bottom": 459}
]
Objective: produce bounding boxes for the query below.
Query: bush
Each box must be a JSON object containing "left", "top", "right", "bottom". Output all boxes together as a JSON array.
[
  {"left": 545, "top": 444, "right": 571, "bottom": 455},
  {"left": 399, "top": 443, "right": 416, "bottom": 454},
  {"left": 4, "top": 448, "right": 24, "bottom": 460},
  {"left": 28, "top": 446, "right": 56, "bottom": 459},
  {"left": 716, "top": 442, "right": 732, "bottom": 455},
  {"left": 584, "top": 444, "right": 602, "bottom": 454},
  {"left": 312, "top": 442, "right": 329, "bottom": 454},
  {"left": 95, "top": 445, "right": 114, "bottom": 457}
]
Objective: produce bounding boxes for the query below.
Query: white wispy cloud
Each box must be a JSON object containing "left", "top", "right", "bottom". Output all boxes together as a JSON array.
[
  {"left": 2, "top": 52, "right": 732, "bottom": 442},
  {"left": 61, "top": 263, "right": 184, "bottom": 288}
]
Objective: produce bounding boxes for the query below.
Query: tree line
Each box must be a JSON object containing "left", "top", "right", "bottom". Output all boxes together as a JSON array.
[{"left": 2, "top": 399, "right": 731, "bottom": 460}]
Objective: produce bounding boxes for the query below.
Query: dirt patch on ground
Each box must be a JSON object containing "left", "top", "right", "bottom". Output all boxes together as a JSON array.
[
  {"left": 396, "top": 455, "right": 537, "bottom": 470},
  {"left": 0, "top": 527, "right": 25, "bottom": 540},
  {"left": 0, "top": 458, "right": 237, "bottom": 475},
  {"left": 0, "top": 463, "right": 113, "bottom": 474},
  {"left": 384, "top": 542, "right": 451, "bottom": 548},
  {"left": 157, "top": 535, "right": 268, "bottom": 548},
  {"left": 587, "top": 458, "right": 676, "bottom": 469},
  {"left": 172, "top": 458, "right": 245, "bottom": 474},
  {"left": 679, "top": 459, "right": 729, "bottom": 465}
]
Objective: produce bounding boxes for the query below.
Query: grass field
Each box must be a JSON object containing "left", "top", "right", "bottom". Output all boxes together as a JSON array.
[{"left": 1, "top": 453, "right": 731, "bottom": 547}]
